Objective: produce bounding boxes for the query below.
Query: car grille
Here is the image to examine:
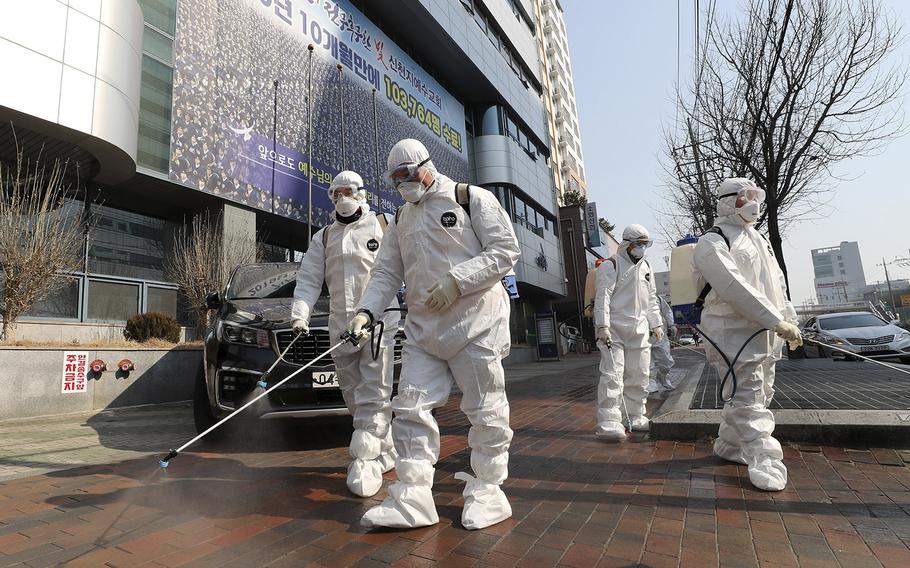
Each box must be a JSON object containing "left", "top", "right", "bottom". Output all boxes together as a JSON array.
[
  {"left": 275, "top": 330, "right": 333, "bottom": 365},
  {"left": 845, "top": 335, "right": 894, "bottom": 346}
]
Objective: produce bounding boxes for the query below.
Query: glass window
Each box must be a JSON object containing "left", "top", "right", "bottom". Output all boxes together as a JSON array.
[
  {"left": 22, "top": 277, "right": 81, "bottom": 320},
  {"left": 487, "top": 22, "right": 499, "bottom": 48},
  {"left": 87, "top": 280, "right": 140, "bottom": 322},
  {"left": 89, "top": 204, "right": 175, "bottom": 281},
  {"left": 507, "top": 115, "right": 519, "bottom": 140},
  {"left": 147, "top": 287, "right": 178, "bottom": 318},
  {"left": 143, "top": 26, "right": 173, "bottom": 64},
  {"left": 137, "top": 55, "right": 174, "bottom": 172},
  {"left": 473, "top": 6, "right": 486, "bottom": 32},
  {"left": 137, "top": 0, "right": 177, "bottom": 36}
]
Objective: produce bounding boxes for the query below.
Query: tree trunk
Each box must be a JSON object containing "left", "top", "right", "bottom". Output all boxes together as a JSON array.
[{"left": 765, "top": 206, "right": 791, "bottom": 299}]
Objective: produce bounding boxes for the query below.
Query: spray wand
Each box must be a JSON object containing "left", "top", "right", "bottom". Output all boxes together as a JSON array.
[{"left": 159, "top": 335, "right": 351, "bottom": 468}]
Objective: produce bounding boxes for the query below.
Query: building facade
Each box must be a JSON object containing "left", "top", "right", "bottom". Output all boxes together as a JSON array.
[
  {"left": 812, "top": 242, "right": 867, "bottom": 306},
  {"left": 534, "top": 0, "right": 586, "bottom": 204},
  {"left": 0, "top": 0, "right": 565, "bottom": 354}
]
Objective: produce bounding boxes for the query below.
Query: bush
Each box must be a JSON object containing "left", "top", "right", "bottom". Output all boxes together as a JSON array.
[{"left": 124, "top": 312, "right": 181, "bottom": 343}]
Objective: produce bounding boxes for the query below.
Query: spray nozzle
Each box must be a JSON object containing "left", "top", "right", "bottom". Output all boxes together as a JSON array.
[
  {"left": 256, "top": 380, "right": 268, "bottom": 389},
  {"left": 340, "top": 330, "right": 363, "bottom": 346},
  {"left": 159, "top": 449, "right": 178, "bottom": 468}
]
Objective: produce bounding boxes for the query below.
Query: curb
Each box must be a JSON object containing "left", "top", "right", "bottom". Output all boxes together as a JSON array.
[{"left": 650, "top": 358, "right": 910, "bottom": 449}]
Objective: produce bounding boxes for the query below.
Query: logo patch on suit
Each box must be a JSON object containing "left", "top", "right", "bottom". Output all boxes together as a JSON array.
[
  {"left": 366, "top": 239, "right": 379, "bottom": 252},
  {"left": 440, "top": 211, "right": 457, "bottom": 228},
  {"left": 645, "top": 272, "right": 652, "bottom": 281}
]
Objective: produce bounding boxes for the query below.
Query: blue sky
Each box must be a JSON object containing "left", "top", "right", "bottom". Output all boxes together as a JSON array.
[{"left": 563, "top": 1, "right": 910, "bottom": 305}]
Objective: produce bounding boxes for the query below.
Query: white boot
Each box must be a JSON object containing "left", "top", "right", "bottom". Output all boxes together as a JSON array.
[
  {"left": 361, "top": 459, "right": 438, "bottom": 529},
  {"left": 658, "top": 373, "right": 675, "bottom": 391},
  {"left": 747, "top": 455, "right": 788, "bottom": 491},
  {"left": 630, "top": 416, "right": 650, "bottom": 432},
  {"left": 347, "top": 429, "right": 383, "bottom": 498},
  {"left": 455, "top": 472, "right": 512, "bottom": 530},
  {"left": 595, "top": 420, "right": 627, "bottom": 441},
  {"left": 377, "top": 448, "right": 397, "bottom": 474},
  {"left": 713, "top": 437, "right": 747, "bottom": 465},
  {"left": 646, "top": 379, "right": 660, "bottom": 393}
]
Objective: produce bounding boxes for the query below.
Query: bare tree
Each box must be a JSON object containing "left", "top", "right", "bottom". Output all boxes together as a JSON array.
[
  {"left": 662, "top": 0, "right": 906, "bottom": 290},
  {"left": 0, "top": 147, "right": 86, "bottom": 340},
  {"left": 166, "top": 211, "right": 259, "bottom": 335}
]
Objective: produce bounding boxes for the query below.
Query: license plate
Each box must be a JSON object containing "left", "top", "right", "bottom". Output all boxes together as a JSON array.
[
  {"left": 859, "top": 345, "right": 881, "bottom": 353},
  {"left": 312, "top": 372, "right": 339, "bottom": 388}
]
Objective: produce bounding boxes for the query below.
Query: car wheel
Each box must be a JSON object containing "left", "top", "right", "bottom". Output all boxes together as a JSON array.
[
  {"left": 900, "top": 356, "right": 910, "bottom": 364},
  {"left": 193, "top": 363, "right": 223, "bottom": 440},
  {"left": 844, "top": 354, "right": 857, "bottom": 362}
]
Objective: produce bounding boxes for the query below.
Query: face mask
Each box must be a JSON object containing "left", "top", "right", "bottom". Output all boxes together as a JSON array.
[
  {"left": 397, "top": 181, "right": 426, "bottom": 204},
  {"left": 736, "top": 201, "right": 760, "bottom": 224},
  {"left": 335, "top": 196, "right": 360, "bottom": 217},
  {"left": 628, "top": 246, "right": 644, "bottom": 260}
]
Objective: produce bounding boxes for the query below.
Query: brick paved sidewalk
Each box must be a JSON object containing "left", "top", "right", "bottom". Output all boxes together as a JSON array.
[{"left": 2, "top": 356, "right": 910, "bottom": 567}]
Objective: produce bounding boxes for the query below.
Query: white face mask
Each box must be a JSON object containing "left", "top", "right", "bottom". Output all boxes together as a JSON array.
[
  {"left": 629, "top": 246, "right": 644, "bottom": 260},
  {"left": 397, "top": 181, "right": 426, "bottom": 204},
  {"left": 335, "top": 196, "right": 361, "bottom": 217},
  {"left": 736, "top": 201, "right": 760, "bottom": 224}
]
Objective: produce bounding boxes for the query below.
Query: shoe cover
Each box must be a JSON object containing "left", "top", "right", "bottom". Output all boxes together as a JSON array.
[
  {"left": 361, "top": 481, "right": 439, "bottom": 528},
  {"left": 595, "top": 421, "right": 627, "bottom": 441},
  {"left": 713, "top": 437, "right": 747, "bottom": 465},
  {"left": 646, "top": 379, "right": 660, "bottom": 394},
  {"left": 454, "top": 472, "right": 512, "bottom": 530},
  {"left": 378, "top": 448, "right": 398, "bottom": 474},
  {"left": 347, "top": 458, "right": 384, "bottom": 497},
  {"left": 658, "top": 375, "right": 675, "bottom": 390},
  {"left": 350, "top": 429, "right": 381, "bottom": 460},
  {"left": 630, "top": 416, "right": 650, "bottom": 432},
  {"left": 745, "top": 454, "right": 787, "bottom": 491}
]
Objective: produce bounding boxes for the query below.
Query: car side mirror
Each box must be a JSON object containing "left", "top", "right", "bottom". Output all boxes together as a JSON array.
[
  {"left": 890, "top": 319, "right": 900, "bottom": 326},
  {"left": 205, "top": 292, "right": 221, "bottom": 309}
]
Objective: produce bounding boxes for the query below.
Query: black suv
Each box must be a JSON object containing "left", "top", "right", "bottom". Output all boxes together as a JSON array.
[{"left": 194, "top": 262, "right": 403, "bottom": 435}]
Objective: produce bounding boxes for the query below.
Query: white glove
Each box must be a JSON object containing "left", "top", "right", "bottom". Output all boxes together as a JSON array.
[
  {"left": 774, "top": 320, "right": 803, "bottom": 350},
  {"left": 347, "top": 313, "right": 371, "bottom": 342},
  {"left": 596, "top": 326, "right": 612, "bottom": 348},
  {"left": 669, "top": 325, "right": 678, "bottom": 339},
  {"left": 652, "top": 327, "right": 664, "bottom": 343},
  {"left": 291, "top": 319, "right": 309, "bottom": 335},
  {"left": 425, "top": 274, "right": 461, "bottom": 313}
]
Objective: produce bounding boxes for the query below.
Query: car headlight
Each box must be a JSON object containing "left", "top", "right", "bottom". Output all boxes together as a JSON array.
[
  {"left": 222, "top": 323, "right": 270, "bottom": 348},
  {"left": 825, "top": 336, "right": 847, "bottom": 346},
  {"left": 896, "top": 330, "right": 910, "bottom": 342}
]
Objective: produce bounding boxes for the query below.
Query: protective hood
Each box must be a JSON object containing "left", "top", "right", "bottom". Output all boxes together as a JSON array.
[
  {"left": 386, "top": 139, "right": 437, "bottom": 177},
  {"left": 620, "top": 224, "right": 650, "bottom": 261},
  {"left": 328, "top": 170, "right": 366, "bottom": 201},
  {"left": 715, "top": 177, "right": 765, "bottom": 226}
]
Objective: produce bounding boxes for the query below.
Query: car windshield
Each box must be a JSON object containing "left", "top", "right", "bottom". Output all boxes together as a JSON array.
[
  {"left": 226, "top": 264, "right": 297, "bottom": 300},
  {"left": 819, "top": 314, "right": 886, "bottom": 331}
]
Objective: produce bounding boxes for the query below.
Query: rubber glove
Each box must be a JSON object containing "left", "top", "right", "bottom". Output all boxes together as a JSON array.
[
  {"left": 773, "top": 321, "right": 803, "bottom": 350},
  {"left": 652, "top": 327, "right": 664, "bottom": 342},
  {"left": 596, "top": 326, "right": 612, "bottom": 348},
  {"left": 425, "top": 274, "right": 461, "bottom": 313},
  {"left": 347, "top": 313, "right": 371, "bottom": 343},
  {"left": 292, "top": 319, "right": 309, "bottom": 335}
]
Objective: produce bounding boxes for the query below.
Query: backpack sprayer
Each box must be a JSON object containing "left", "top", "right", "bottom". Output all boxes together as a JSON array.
[
  {"left": 158, "top": 327, "right": 370, "bottom": 468},
  {"left": 670, "top": 233, "right": 769, "bottom": 403}
]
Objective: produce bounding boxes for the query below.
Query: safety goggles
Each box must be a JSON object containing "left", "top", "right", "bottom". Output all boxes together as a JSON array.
[
  {"left": 328, "top": 184, "right": 363, "bottom": 202},
  {"left": 630, "top": 239, "right": 653, "bottom": 249},
  {"left": 719, "top": 186, "right": 765, "bottom": 204},
  {"left": 384, "top": 157, "right": 430, "bottom": 186}
]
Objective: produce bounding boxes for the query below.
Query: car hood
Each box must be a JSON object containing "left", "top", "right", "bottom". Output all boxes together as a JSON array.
[
  {"left": 224, "top": 297, "right": 330, "bottom": 329},
  {"left": 823, "top": 325, "right": 901, "bottom": 339}
]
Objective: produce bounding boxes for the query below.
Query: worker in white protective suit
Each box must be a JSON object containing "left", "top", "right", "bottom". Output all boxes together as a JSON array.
[
  {"left": 693, "top": 177, "right": 802, "bottom": 492},
  {"left": 292, "top": 170, "right": 399, "bottom": 498},
  {"left": 648, "top": 296, "right": 676, "bottom": 393},
  {"left": 593, "top": 225, "right": 664, "bottom": 441},
  {"left": 347, "top": 139, "right": 520, "bottom": 530}
]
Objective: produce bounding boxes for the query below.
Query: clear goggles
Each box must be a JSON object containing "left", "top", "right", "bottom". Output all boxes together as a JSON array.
[
  {"left": 719, "top": 186, "right": 765, "bottom": 204},
  {"left": 328, "top": 184, "right": 362, "bottom": 202},
  {"left": 384, "top": 157, "right": 430, "bottom": 186},
  {"left": 629, "top": 238, "right": 653, "bottom": 249}
]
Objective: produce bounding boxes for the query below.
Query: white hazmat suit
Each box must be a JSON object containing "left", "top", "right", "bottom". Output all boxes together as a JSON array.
[
  {"left": 593, "top": 225, "right": 663, "bottom": 440},
  {"left": 649, "top": 296, "right": 676, "bottom": 392},
  {"left": 351, "top": 139, "right": 520, "bottom": 530},
  {"left": 292, "top": 171, "right": 399, "bottom": 498},
  {"left": 693, "top": 177, "right": 801, "bottom": 492}
]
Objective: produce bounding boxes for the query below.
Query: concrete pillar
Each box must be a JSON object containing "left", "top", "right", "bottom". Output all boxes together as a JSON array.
[{"left": 221, "top": 203, "right": 257, "bottom": 265}]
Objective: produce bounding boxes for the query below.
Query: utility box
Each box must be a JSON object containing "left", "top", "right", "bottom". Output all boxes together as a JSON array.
[{"left": 535, "top": 312, "right": 560, "bottom": 361}]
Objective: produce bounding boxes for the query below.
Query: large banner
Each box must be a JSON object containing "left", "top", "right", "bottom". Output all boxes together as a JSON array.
[{"left": 169, "top": 0, "right": 470, "bottom": 229}]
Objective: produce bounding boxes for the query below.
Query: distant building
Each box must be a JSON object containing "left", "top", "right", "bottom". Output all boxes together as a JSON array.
[{"left": 812, "top": 242, "right": 866, "bottom": 305}]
